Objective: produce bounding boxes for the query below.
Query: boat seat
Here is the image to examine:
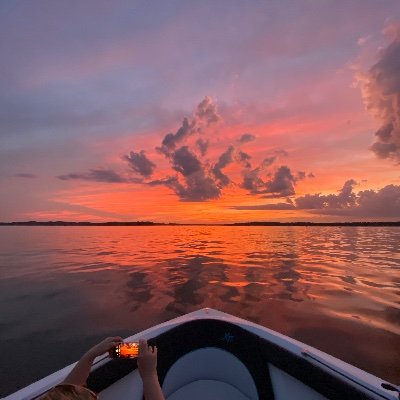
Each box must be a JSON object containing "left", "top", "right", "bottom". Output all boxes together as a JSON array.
[
  {"left": 150, "top": 318, "right": 274, "bottom": 399},
  {"left": 89, "top": 318, "right": 382, "bottom": 400},
  {"left": 162, "top": 347, "right": 258, "bottom": 400},
  {"left": 167, "top": 380, "right": 250, "bottom": 400}
]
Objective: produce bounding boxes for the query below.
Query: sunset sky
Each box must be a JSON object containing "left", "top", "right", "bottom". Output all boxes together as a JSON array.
[{"left": 0, "top": 0, "right": 399, "bottom": 223}]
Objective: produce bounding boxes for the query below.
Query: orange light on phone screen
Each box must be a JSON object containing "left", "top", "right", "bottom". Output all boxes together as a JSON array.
[{"left": 119, "top": 343, "right": 139, "bottom": 358}]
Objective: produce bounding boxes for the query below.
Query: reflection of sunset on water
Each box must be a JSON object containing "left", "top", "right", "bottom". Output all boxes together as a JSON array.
[
  {"left": 1, "top": 1, "right": 399, "bottom": 398},
  {"left": 0, "top": 225, "right": 398, "bottom": 393}
]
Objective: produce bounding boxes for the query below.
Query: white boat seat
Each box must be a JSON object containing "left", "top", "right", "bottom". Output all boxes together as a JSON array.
[
  {"left": 167, "top": 379, "right": 251, "bottom": 400},
  {"left": 162, "top": 347, "right": 259, "bottom": 400}
]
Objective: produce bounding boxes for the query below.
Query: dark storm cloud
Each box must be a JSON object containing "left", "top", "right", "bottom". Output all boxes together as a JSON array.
[
  {"left": 148, "top": 172, "right": 221, "bottom": 202},
  {"left": 196, "top": 138, "right": 209, "bottom": 156},
  {"left": 145, "top": 97, "right": 226, "bottom": 201},
  {"left": 124, "top": 150, "right": 156, "bottom": 177},
  {"left": 152, "top": 145, "right": 221, "bottom": 201},
  {"left": 162, "top": 137, "right": 298, "bottom": 201},
  {"left": 155, "top": 139, "right": 295, "bottom": 202},
  {"left": 238, "top": 133, "right": 256, "bottom": 144},
  {"left": 241, "top": 162, "right": 310, "bottom": 198},
  {"left": 158, "top": 117, "right": 196, "bottom": 154},
  {"left": 57, "top": 169, "right": 130, "bottom": 183},
  {"left": 14, "top": 173, "right": 36, "bottom": 178},
  {"left": 242, "top": 165, "right": 296, "bottom": 197},
  {"left": 242, "top": 168, "right": 266, "bottom": 193},
  {"left": 56, "top": 97, "right": 222, "bottom": 202},
  {"left": 247, "top": 149, "right": 287, "bottom": 171},
  {"left": 230, "top": 180, "right": 400, "bottom": 218},
  {"left": 262, "top": 156, "right": 276, "bottom": 167},
  {"left": 157, "top": 97, "right": 220, "bottom": 155},
  {"left": 295, "top": 181, "right": 400, "bottom": 218},
  {"left": 168, "top": 172, "right": 221, "bottom": 202},
  {"left": 236, "top": 150, "right": 252, "bottom": 168},
  {"left": 212, "top": 145, "right": 235, "bottom": 186},
  {"left": 358, "top": 31, "right": 400, "bottom": 162},
  {"left": 195, "top": 96, "right": 221, "bottom": 126},
  {"left": 263, "top": 166, "right": 296, "bottom": 197},
  {"left": 231, "top": 203, "right": 296, "bottom": 210},
  {"left": 296, "top": 171, "right": 306, "bottom": 180},
  {"left": 239, "top": 154, "right": 279, "bottom": 193},
  {"left": 147, "top": 176, "right": 177, "bottom": 186},
  {"left": 167, "top": 144, "right": 229, "bottom": 201},
  {"left": 296, "top": 180, "right": 357, "bottom": 209},
  {"left": 353, "top": 185, "right": 400, "bottom": 217},
  {"left": 172, "top": 146, "right": 202, "bottom": 176},
  {"left": 56, "top": 97, "right": 305, "bottom": 202}
]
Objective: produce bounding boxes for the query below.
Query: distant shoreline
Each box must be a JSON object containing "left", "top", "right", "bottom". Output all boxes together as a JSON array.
[{"left": 0, "top": 221, "right": 399, "bottom": 227}]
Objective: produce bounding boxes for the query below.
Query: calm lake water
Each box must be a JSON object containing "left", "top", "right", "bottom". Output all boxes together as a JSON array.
[{"left": 0, "top": 226, "right": 399, "bottom": 396}]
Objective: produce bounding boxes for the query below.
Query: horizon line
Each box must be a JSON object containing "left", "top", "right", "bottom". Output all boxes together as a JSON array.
[{"left": 0, "top": 221, "right": 399, "bottom": 227}]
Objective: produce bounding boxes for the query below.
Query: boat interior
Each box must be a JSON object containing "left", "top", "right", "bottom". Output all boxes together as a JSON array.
[{"left": 91, "top": 319, "right": 389, "bottom": 400}]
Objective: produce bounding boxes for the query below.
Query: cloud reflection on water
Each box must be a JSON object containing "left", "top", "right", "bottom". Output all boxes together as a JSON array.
[{"left": 0, "top": 226, "right": 399, "bottom": 395}]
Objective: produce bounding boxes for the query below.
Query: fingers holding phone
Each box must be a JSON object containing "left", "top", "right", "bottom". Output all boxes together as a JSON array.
[
  {"left": 87, "top": 336, "right": 123, "bottom": 359},
  {"left": 138, "top": 339, "right": 158, "bottom": 379},
  {"left": 108, "top": 338, "right": 158, "bottom": 378}
]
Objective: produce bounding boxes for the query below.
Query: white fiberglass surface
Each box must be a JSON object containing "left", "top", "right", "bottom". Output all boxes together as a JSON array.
[
  {"left": 268, "top": 364, "right": 328, "bottom": 400},
  {"left": 162, "top": 347, "right": 258, "bottom": 400}
]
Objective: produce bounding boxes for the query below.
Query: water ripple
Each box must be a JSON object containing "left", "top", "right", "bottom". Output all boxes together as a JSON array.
[{"left": 0, "top": 226, "right": 399, "bottom": 394}]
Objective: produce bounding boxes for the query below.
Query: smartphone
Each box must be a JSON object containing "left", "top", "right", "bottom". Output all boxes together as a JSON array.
[{"left": 110, "top": 342, "right": 139, "bottom": 358}]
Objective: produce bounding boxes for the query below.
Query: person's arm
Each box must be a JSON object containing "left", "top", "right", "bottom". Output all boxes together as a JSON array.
[
  {"left": 62, "top": 336, "right": 122, "bottom": 386},
  {"left": 138, "top": 339, "right": 165, "bottom": 400}
]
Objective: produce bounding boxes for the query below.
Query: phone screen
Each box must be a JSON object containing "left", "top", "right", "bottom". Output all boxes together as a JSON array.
[{"left": 111, "top": 342, "right": 139, "bottom": 358}]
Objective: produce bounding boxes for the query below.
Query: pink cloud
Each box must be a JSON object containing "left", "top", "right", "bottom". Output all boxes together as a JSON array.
[
  {"left": 231, "top": 180, "right": 400, "bottom": 219},
  {"left": 56, "top": 97, "right": 314, "bottom": 202},
  {"left": 356, "top": 25, "right": 400, "bottom": 162}
]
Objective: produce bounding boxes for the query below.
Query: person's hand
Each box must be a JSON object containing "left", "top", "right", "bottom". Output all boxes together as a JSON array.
[
  {"left": 85, "top": 336, "right": 123, "bottom": 359},
  {"left": 62, "top": 336, "right": 123, "bottom": 387},
  {"left": 138, "top": 339, "right": 158, "bottom": 379}
]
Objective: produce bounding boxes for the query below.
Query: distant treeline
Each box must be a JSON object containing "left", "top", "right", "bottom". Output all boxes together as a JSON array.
[
  {"left": 0, "top": 221, "right": 399, "bottom": 227},
  {"left": 0, "top": 221, "right": 169, "bottom": 226},
  {"left": 225, "top": 221, "right": 400, "bottom": 227}
]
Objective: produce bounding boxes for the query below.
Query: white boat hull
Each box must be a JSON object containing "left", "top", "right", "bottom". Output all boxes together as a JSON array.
[{"left": 4, "top": 308, "right": 398, "bottom": 400}]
